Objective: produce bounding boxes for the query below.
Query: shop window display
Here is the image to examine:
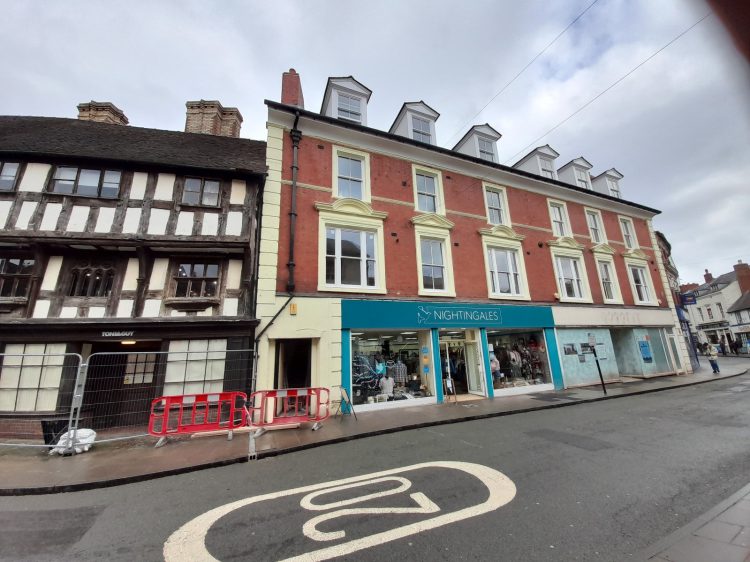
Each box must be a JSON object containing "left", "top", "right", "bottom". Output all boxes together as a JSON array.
[
  {"left": 350, "top": 330, "right": 433, "bottom": 406},
  {"left": 486, "top": 330, "right": 550, "bottom": 389}
]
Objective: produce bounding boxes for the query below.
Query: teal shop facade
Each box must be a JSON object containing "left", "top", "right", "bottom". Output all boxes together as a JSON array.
[{"left": 341, "top": 299, "right": 561, "bottom": 411}]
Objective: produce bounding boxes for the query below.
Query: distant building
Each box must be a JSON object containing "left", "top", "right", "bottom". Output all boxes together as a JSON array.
[{"left": 681, "top": 261, "right": 750, "bottom": 351}]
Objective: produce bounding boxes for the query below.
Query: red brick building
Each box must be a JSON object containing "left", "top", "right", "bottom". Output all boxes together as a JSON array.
[{"left": 254, "top": 70, "right": 690, "bottom": 413}]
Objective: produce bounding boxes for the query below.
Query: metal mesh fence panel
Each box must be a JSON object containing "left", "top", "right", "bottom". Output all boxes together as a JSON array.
[
  {"left": 0, "top": 351, "right": 82, "bottom": 447},
  {"left": 82, "top": 348, "right": 253, "bottom": 443}
]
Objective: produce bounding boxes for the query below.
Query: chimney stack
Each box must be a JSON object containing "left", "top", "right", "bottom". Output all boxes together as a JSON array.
[
  {"left": 77, "top": 101, "right": 129, "bottom": 125},
  {"left": 281, "top": 68, "right": 305, "bottom": 109},
  {"left": 185, "top": 100, "right": 242, "bottom": 137},
  {"left": 734, "top": 260, "right": 750, "bottom": 293},
  {"left": 679, "top": 283, "right": 699, "bottom": 293},
  {"left": 704, "top": 269, "right": 714, "bottom": 284}
]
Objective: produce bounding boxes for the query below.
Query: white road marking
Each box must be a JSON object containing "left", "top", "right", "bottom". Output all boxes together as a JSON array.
[
  {"left": 163, "top": 461, "right": 516, "bottom": 562},
  {"left": 300, "top": 476, "right": 411, "bottom": 511}
]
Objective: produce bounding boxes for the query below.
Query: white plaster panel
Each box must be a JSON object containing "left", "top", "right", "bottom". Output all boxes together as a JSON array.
[
  {"left": 0, "top": 200, "right": 11, "bottom": 230},
  {"left": 142, "top": 299, "right": 162, "bottom": 317},
  {"left": 116, "top": 300, "right": 134, "bottom": 318},
  {"left": 15, "top": 202, "right": 37, "bottom": 230},
  {"left": 201, "top": 212, "right": 219, "bottom": 236},
  {"left": 225, "top": 212, "right": 243, "bottom": 236},
  {"left": 60, "top": 307, "right": 78, "bottom": 319},
  {"left": 18, "top": 163, "right": 51, "bottom": 192},
  {"left": 88, "top": 307, "right": 106, "bottom": 318},
  {"left": 122, "top": 258, "right": 140, "bottom": 291},
  {"left": 170, "top": 309, "right": 187, "bottom": 317},
  {"left": 154, "top": 173, "right": 175, "bottom": 201},
  {"left": 230, "top": 180, "right": 246, "bottom": 204},
  {"left": 39, "top": 203, "right": 63, "bottom": 231},
  {"left": 66, "top": 206, "right": 90, "bottom": 232},
  {"left": 222, "top": 298, "right": 238, "bottom": 317},
  {"left": 147, "top": 209, "right": 169, "bottom": 235},
  {"left": 41, "top": 256, "right": 63, "bottom": 290},
  {"left": 552, "top": 306, "right": 673, "bottom": 327},
  {"left": 149, "top": 258, "right": 169, "bottom": 290},
  {"left": 175, "top": 212, "right": 194, "bottom": 235},
  {"left": 122, "top": 208, "right": 141, "bottom": 234},
  {"left": 130, "top": 172, "right": 148, "bottom": 200},
  {"left": 33, "top": 300, "right": 51, "bottom": 318},
  {"left": 226, "top": 260, "right": 243, "bottom": 290},
  {"left": 94, "top": 207, "right": 116, "bottom": 233},
  {"left": 197, "top": 307, "right": 214, "bottom": 317}
]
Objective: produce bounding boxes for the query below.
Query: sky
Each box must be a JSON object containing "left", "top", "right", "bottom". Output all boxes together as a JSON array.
[{"left": 2, "top": 0, "right": 748, "bottom": 285}]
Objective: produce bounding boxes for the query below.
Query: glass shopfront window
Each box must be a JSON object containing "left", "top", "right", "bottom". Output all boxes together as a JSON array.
[
  {"left": 486, "top": 330, "right": 551, "bottom": 390},
  {"left": 350, "top": 330, "right": 434, "bottom": 407}
]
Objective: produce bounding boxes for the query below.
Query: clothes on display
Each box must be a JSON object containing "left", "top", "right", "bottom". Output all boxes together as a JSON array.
[{"left": 487, "top": 331, "right": 550, "bottom": 389}]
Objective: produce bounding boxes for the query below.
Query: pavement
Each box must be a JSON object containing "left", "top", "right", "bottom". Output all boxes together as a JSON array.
[{"left": 0, "top": 357, "right": 747, "bottom": 496}]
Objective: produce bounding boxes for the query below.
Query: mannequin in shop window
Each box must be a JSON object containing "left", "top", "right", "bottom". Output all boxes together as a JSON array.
[
  {"left": 393, "top": 357, "right": 407, "bottom": 387},
  {"left": 374, "top": 354, "right": 386, "bottom": 377},
  {"left": 379, "top": 371, "right": 394, "bottom": 399}
]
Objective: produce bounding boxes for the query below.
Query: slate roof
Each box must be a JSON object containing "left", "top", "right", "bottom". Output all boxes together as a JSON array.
[
  {"left": 0, "top": 116, "right": 266, "bottom": 175},
  {"left": 727, "top": 291, "right": 750, "bottom": 313}
]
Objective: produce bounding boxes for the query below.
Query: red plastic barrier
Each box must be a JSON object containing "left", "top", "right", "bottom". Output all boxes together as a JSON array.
[
  {"left": 148, "top": 392, "right": 248, "bottom": 437},
  {"left": 246, "top": 387, "right": 330, "bottom": 428}
]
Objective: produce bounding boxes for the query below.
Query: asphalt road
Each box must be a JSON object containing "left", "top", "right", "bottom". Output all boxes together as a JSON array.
[{"left": 2, "top": 369, "right": 749, "bottom": 562}]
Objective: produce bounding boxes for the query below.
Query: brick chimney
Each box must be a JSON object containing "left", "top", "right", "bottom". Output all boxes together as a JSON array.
[
  {"left": 680, "top": 283, "right": 699, "bottom": 293},
  {"left": 281, "top": 68, "right": 305, "bottom": 109},
  {"left": 734, "top": 260, "right": 750, "bottom": 293},
  {"left": 77, "top": 101, "right": 129, "bottom": 125},
  {"left": 704, "top": 269, "right": 714, "bottom": 284},
  {"left": 185, "top": 100, "right": 242, "bottom": 137}
]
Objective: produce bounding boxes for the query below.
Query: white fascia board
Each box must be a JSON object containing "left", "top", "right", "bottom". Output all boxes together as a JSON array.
[{"left": 267, "top": 108, "right": 658, "bottom": 220}]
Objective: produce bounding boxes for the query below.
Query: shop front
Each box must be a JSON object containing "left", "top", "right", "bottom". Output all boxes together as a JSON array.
[
  {"left": 341, "top": 300, "right": 560, "bottom": 412},
  {"left": 552, "top": 306, "right": 687, "bottom": 387}
]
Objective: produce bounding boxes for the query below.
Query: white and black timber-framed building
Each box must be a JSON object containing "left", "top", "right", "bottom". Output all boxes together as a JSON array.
[{"left": 0, "top": 101, "right": 266, "bottom": 436}]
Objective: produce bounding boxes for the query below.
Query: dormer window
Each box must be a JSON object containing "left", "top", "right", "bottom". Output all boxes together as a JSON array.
[
  {"left": 478, "top": 138, "right": 496, "bottom": 162},
  {"left": 412, "top": 116, "right": 431, "bottom": 143},
  {"left": 539, "top": 157, "right": 555, "bottom": 179},
  {"left": 337, "top": 93, "right": 362, "bottom": 123},
  {"left": 575, "top": 168, "right": 590, "bottom": 189},
  {"left": 607, "top": 177, "right": 620, "bottom": 198}
]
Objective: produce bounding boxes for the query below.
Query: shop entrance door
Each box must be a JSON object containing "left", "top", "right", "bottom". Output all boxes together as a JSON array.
[{"left": 464, "top": 341, "right": 485, "bottom": 396}]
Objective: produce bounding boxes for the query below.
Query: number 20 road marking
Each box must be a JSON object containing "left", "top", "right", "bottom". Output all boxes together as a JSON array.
[{"left": 163, "top": 461, "right": 517, "bottom": 562}]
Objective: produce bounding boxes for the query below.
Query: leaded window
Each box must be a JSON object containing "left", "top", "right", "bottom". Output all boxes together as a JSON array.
[
  {"left": 68, "top": 264, "right": 116, "bottom": 297},
  {"left": 0, "top": 257, "right": 34, "bottom": 298},
  {"left": 51, "top": 167, "right": 121, "bottom": 198},
  {"left": 174, "top": 262, "right": 219, "bottom": 298},
  {"left": 182, "top": 178, "right": 220, "bottom": 206}
]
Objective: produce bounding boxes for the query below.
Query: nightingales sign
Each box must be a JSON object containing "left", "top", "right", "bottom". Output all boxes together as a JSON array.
[{"left": 417, "top": 306, "right": 501, "bottom": 325}]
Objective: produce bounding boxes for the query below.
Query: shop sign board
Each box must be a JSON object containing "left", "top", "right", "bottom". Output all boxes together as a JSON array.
[
  {"left": 342, "top": 300, "right": 553, "bottom": 329},
  {"left": 639, "top": 340, "right": 653, "bottom": 363}
]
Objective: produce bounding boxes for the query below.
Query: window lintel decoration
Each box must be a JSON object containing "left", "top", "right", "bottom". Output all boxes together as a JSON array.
[
  {"left": 590, "top": 242, "right": 617, "bottom": 255},
  {"left": 315, "top": 199, "right": 387, "bottom": 220},
  {"left": 622, "top": 248, "right": 649, "bottom": 261},
  {"left": 546, "top": 236, "right": 585, "bottom": 251},
  {"left": 478, "top": 224, "right": 525, "bottom": 242},
  {"left": 410, "top": 213, "right": 454, "bottom": 230}
]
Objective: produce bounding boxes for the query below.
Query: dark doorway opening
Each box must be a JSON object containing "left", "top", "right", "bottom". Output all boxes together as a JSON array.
[
  {"left": 274, "top": 339, "right": 312, "bottom": 389},
  {"left": 83, "top": 341, "right": 164, "bottom": 430}
]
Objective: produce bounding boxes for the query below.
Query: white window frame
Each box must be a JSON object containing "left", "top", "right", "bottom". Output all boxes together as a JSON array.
[
  {"left": 547, "top": 199, "right": 571, "bottom": 238},
  {"left": 706, "top": 305, "right": 713, "bottom": 319},
  {"left": 412, "top": 164, "right": 445, "bottom": 215},
  {"left": 324, "top": 227, "right": 378, "bottom": 289},
  {"left": 336, "top": 91, "right": 364, "bottom": 124},
  {"left": 575, "top": 167, "right": 590, "bottom": 189},
  {"left": 717, "top": 303, "right": 724, "bottom": 318},
  {"left": 316, "top": 200, "right": 387, "bottom": 294},
  {"left": 411, "top": 115, "right": 432, "bottom": 144},
  {"left": 550, "top": 247, "right": 592, "bottom": 303},
  {"left": 606, "top": 177, "right": 620, "bottom": 198},
  {"left": 477, "top": 137, "right": 496, "bottom": 162},
  {"left": 539, "top": 157, "right": 555, "bottom": 179},
  {"left": 625, "top": 257, "right": 657, "bottom": 306},
  {"left": 618, "top": 216, "right": 638, "bottom": 249},
  {"left": 332, "top": 145, "right": 371, "bottom": 202},
  {"left": 483, "top": 183, "right": 510, "bottom": 226},
  {"left": 480, "top": 229, "right": 530, "bottom": 301},
  {"left": 414, "top": 223, "right": 455, "bottom": 297},
  {"left": 584, "top": 207, "right": 606, "bottom": 244},
  {"left": 595, "top": 255, "right": 623, "bottom": 304}
]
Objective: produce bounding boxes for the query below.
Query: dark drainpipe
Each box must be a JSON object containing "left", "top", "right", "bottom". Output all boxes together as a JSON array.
[{"left": 287, "top": 111, "right": 301, "bottom": 293}]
